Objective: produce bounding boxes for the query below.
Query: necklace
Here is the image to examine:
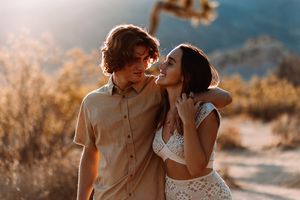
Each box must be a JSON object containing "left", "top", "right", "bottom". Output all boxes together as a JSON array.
[{"left": 164, "top": 110, "right": 176, "bottom": 135}]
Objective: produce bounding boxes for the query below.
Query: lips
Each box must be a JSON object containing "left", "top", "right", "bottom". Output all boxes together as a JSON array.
[
  {"left": 158, "top": 70, "right": 166, "bottom": 78},
  {"left": 133, "top": 71, "right": 143, "bottom": 76}
]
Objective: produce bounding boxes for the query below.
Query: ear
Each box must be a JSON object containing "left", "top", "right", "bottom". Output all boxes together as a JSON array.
[{"left": 181, "top": 75, "right": 184, "bottom": 82}]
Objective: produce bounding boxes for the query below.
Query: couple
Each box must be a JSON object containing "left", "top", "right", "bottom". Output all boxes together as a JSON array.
[{"left": 74, "top": 24, "right": 232, "bottom": 200}]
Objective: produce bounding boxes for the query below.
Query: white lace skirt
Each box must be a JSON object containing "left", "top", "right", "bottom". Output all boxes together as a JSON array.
[{"left": 165, "top": 170, "right": 232, "bottom": 200}]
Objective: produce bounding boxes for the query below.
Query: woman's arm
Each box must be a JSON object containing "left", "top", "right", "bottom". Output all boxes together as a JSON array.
[
  {"left": 77, "top": 145, "right": 99, "bottom": 200},
  {"left": 176, "top": 94, "right": 219, "bottom": 177},
  {"left": 194, "top": 87, "right": 232, "bottom": 109},
  {"left": 184, "top": 111, "right": 219, "bottom": 176}
]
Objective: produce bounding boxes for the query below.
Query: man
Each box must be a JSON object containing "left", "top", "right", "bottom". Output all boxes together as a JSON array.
[{"left": 74, "top": 24, "right": 231, "bottom": 200}]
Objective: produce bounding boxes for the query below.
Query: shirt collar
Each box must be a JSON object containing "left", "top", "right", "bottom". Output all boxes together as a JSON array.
[
  {"left": 107, "top": 75, "right": 146, "bottom": 95},
  {"left": 107, "top": 76, "right": 115, "bottom": 95}
]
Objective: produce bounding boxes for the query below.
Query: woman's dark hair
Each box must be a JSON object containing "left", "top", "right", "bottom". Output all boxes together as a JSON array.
[
  {"left": 157, "top": 43, "right": 219, "bottom": 134},
  {"left": 179, "top": 43, "right": 219, "bottom": 94},
  {"left": 101, "top": 24, "right": 160, "bottom": 74}
]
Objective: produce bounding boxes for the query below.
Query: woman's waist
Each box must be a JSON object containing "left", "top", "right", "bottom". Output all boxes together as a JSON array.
[{"left": 165, "top": 161, "right": 213, "bottom": 181}]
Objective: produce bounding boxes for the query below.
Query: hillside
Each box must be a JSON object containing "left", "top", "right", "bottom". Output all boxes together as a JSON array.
[{"left": 209, "top": 35, "right": 290, "bottom": 79}]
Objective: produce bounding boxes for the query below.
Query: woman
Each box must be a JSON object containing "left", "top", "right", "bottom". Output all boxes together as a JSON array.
[{"left": 152, "top": 44, "right": 232, "bottom": 199}]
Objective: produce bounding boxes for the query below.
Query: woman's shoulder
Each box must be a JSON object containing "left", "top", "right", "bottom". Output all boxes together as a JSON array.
[
  {"left": 195, "top": 102, "right": 220, "bottom": 127},
  {"left": 195, "top": 102, "right": 216, "bottom": 113}
]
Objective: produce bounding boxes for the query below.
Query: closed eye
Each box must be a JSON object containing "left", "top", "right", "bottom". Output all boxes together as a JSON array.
[
  {"left": 164, "top": 58, "right": 174, "bottom": 66},
  {"left": 143, "top": 56, "right": 150, "bottom": 61}
]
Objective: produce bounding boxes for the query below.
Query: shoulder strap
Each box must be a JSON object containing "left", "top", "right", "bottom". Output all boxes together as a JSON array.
[{"left": 195, "top": 102, "right": 220, "bottom": 128}]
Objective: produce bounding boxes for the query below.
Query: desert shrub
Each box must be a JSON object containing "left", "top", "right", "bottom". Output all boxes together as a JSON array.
[
  {"left": 220, "top": 74, "right": 300, "bottom": 121},
  {"left": 272, "top": 114, "right": 300, "bottom": 149},
  {"left": 0, "top": 33, "right": 103, "bottom": 165},
  {"left": 246, "top": 75, "right": 299, "bottom": 121},
  {"left": 0, "top": 33, "right": 106, "bottom": 199},
  {"left": 217, "top": 126, "right": 245, "bottom": 150},
  {"left": 276, "top": 54, "right": 300, "bottom": 86},
  {"left": 0, "top": 149, "right": 80, "bottom": 200},
  {"left": 218, "top": 74, "right": 249, "bottom": 116}
]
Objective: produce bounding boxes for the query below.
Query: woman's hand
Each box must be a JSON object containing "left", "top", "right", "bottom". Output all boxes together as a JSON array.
[{"left": 175, "top": 93, "right": 196, "bottom": 125}]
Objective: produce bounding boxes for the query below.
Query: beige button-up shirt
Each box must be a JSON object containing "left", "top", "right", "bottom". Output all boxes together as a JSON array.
[{"left": 74, "top": 75, "right": 165, "bottom": 200}]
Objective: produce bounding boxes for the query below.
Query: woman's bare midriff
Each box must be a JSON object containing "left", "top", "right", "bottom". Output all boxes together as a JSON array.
[{"left": 165, "top": 159, "right": 212, "bottom": 180}]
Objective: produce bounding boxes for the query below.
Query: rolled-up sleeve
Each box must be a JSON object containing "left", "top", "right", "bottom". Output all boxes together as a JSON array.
[{"left": 73, "top": 100, "right": 96, "bottom": 148}]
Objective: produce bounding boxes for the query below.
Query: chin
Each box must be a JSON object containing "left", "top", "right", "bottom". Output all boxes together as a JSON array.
[
  {"left": 155, "top": 78, "right": 165, "bottom": 86},
  {"left": 131, "top": 77, "right": 143, "bottom": 84}
]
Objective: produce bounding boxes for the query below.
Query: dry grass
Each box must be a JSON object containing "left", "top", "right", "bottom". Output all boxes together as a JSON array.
[
  {"left": 218, "top": 55, "right": 300, "bottom": 148},
  {"left": 219, "top": 54, "right": 300, "bottom": 122},
  {"left": 0, "top": 33, "right": 103, "bottom": 199},
  {"left": 217, "top": 127, "right": 245, "bottom": 151},
  {"left": 220, "top": 74, "right": 300, "bottom": 121},
  {"left": 0, "top": 149, "right": 81, "bottom": 200},
  {"left": 0, "top": 32, "right": 103, "bottom": 164},
  {"left": 276, "top": 54, "right": 300, "bottom": 86},
  {"left": 271, "top": 114, "right": 300, "bottom": 149}
]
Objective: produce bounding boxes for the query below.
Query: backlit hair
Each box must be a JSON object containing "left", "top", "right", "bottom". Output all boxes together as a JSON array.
[{"left": 100, "top": 24, "right": 160, "bottom": 74}]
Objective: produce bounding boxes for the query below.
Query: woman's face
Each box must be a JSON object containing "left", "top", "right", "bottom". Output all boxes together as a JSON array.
[{"left": 156, "top": 47, "right": 183, "bottom": 87}]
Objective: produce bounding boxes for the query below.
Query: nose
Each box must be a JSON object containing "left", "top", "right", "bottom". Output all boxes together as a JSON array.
[
  {"left": 135, "top": 60, "right": 146, "bottom": 70},
  {"left": 159, "top": 62, "right": 166, "bottom": 70}
]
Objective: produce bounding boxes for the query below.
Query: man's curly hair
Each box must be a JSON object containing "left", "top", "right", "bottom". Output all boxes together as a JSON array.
[{"left": 101, "top": 24, "right": 160, "bottom": 74}]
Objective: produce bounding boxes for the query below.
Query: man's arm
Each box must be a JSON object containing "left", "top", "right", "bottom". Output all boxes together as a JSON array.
[
  {"left": 77, "top": 145, "right": 99, "bottom": 200},
  {"left": 194, "top": 87, "right": 232, "bottom": 109}
]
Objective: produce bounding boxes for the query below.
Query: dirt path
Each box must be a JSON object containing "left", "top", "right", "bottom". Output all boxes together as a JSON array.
[{"left": 217, "top": 117, "right": 300, "bottom": 200}]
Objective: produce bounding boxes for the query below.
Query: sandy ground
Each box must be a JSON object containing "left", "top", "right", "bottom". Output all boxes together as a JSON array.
[{"left": 217, "top": 116, "right": 300, "bottom": 200}]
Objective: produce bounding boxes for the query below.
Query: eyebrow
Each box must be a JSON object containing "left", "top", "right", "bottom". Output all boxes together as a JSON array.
[{"left": 168, "top": 56, "right": 176, "bottom": 63}]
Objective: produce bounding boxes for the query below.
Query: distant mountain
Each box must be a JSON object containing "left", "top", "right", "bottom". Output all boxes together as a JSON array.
[
  {"left": 209, "top": 35, "right": 290, "bottom": 79},
  {"left": 156, "top": 0, "right": 300, "bottom": 54}
]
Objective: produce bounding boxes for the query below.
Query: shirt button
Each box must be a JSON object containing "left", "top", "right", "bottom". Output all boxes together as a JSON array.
[
  {"left": 122, "top": 95, "right": 126, "bottom": 98},
  {"left": 130, "top": 155, "right": 133, "bottom": 158},
  {"left": 129, "top": 193, "right": 132, "bottom": 196},
  {"left": 127, "top": 135, "right": 131, "bottom": 139},
  {"left": 124, "top": 115, "right": 127, "bottom": 119}
]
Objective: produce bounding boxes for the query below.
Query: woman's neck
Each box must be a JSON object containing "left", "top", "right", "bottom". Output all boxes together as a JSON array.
[{"left": 166, "top": 85, "right": 182, "bottom": 109}]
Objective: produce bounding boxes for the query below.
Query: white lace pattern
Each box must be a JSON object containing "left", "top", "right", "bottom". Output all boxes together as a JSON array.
[
  {"left": 166, "top": 130, "right": 185, "bottom": 158},
  {"left": 165, "top": 171, "right": 232, "bottom": 200}
]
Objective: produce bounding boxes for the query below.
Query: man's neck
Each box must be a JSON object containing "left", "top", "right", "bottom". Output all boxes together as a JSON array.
[{"left": 112, "top": 73, "right": 131, "bottom": 91}]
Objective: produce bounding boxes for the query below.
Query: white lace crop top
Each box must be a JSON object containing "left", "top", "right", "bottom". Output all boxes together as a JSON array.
[{"left": 152, "top": 102, "right": 220, "bottom": 169}]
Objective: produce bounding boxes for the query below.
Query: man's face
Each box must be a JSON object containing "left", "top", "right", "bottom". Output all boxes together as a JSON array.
[{"left": 119, "top": 45, "right": 150, "bottom": 84}]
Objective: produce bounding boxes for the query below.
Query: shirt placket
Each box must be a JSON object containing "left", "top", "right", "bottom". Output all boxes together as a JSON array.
[{"left": 120, "top": 91, "right": 136, "bottom": 198}]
